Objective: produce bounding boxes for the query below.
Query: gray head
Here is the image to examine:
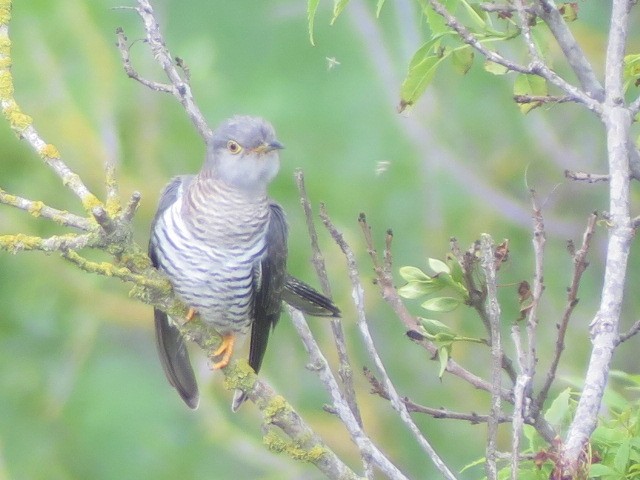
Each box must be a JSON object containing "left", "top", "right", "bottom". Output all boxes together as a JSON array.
[{"left": 204, "top": 115, "right": 283, "bottom": 193}]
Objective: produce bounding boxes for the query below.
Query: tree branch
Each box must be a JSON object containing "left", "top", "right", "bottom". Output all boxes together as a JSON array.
[
  {"left": 116, "top": 0, "right": 212, "bottom": 141},
  {"left": 321, "top": 205, "right": 456, "bottom": 480},
  {"left": 560, "top": 1, "right": 633, "bottom": 473}
]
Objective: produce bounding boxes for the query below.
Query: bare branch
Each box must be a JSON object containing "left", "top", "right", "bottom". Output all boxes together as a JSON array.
[
  {"left": 564, "top": 170, "right": 610, "bottom": 183},
  {"left": 364, "top": 366, "right": 512, "bottom": 423},
  {"left": 535, "top": 0, "right": 604, "bottom": 100},
  {"left": 288, "top": 305, "right": 409, "bottom": 480},
  {"left": 536, "top": 213, "right": 596, "bottom": 409},
  {"left": 513, "top": 94, "right": 573, "bottom": 105},
  {"left": 618, "top": 319, "right": 640, "bottom": 344},
  {"left": 321, "top": 206, "right": 457, "bottom": 480},
  {"left": 480, "top": 234, "right": 502, "bottom": 480},
  {"left": 561, "top": 2, "right": 633, "bottom": 472},
  {"left": 294, "top": 170, "right": 364, "bottom": 431},
  {"left": 0, "top": 188, "right": 94, "bottom": 231},
  {"left": 116, "top": 0, "right": 213, "bottom": 141},
  {"left": 524, "top": 191, "right": 546, "bottom": 384}
]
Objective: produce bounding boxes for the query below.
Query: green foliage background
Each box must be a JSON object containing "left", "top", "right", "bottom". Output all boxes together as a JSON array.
[{"left": 1, "top": 1, "right": 639, "bottom": 478}]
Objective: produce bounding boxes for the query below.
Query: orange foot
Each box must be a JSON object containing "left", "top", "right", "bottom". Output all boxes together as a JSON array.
[
  {"left": 185, "top": 307, "right": 197, "bottom": 322},
  {"left": 211, "top": 334, "right": 235, "bottom": 370}
]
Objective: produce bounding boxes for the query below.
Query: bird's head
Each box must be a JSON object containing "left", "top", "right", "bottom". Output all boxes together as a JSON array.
[{"left": 204, "top": 115, "right": 283, "bottom": 193}]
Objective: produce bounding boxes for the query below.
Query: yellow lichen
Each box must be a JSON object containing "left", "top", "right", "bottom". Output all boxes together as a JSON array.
[
  {"left": 27, "top": 200, "right": 44, "bottom": 218},
  {"left": 40, "top": 143, "right": 60, "bottom": 159},
  {"left": 0, "top": 57, "right": 11, "bottom": 69},
  {"left": 0, "top": 0, "right": 12, "bottom": 25},
  {"left": 263, "top": 395, "right": 291, "bottom": 424},
  {"left": 0, "top": 70, "right": 13, "bottom": 98},
  {"left": 80, "top": 193, "right": 103, "bottom": 212},
  {"left": 223, "top": 359, "right": 256, "bottom": 392},
  {"left": 262, "top": 431, "right": 327, "bottom": 464},
  {"left": 0, "top": 233, "right": 41, "bottom": 253},
  {"left": 0, "top": 34, "right": 10, "bottom": 56},
  {"left": 3, "top": 101, "right": 32, "bottom": 130}
]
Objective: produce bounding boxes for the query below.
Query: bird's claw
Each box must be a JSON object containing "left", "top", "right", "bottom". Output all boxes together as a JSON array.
[
  {"left": 211, "top": 334, "right": 235, "bottom": 369},
  {"left": 185, "top": 307, "right": 197, "bottom": 322}
]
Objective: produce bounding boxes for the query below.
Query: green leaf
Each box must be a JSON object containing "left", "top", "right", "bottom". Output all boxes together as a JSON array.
[
  {"left": 421, "top": 296, "right": 461, "bottom": 312},
  {"left": 428, "top": 257, "right": 450, "bottom": 275},
  {"left": 330, "top": 0, "right": 350, "bottom": 25},
  {"left": 397, "top": 281, "right": 443, "bottom": 299},
  {"left": 399, "top": 53, "right": 447, "bottom": 111},
  {"left": 446, "top": 254, "right": 465, "bottom": 284},
  {"left": 589, "top": 464, "right": 619, "bottom": 477},
  {"left": 623, "top": 54, "right": 640, "bottom": 92},
  {"left": 544, "top": 388, "right": 572, "bottom": 429},
  {"left": 451, "top": 46, "right": 474, "bottom": 75},
  {"left": 419, "top": 318, "right": 453, "bottom": 336},
  {"left": 614, "top": 438, "right": 631, "bottom": 475},
  {"left": 514, "top": 74, "right": 548, "bottom": 114},
  {"left": 307, "top": 0, "right": 321, "bottom": 46},
  {"left": 484, "top": 60, "right": 509, "bottom": 75},
  {"left": 398, "top": 265, "right": 431, "bottom": 283},
  {"left": 376, "top": 0, "right": 386, "bottom": 17},
  {"left": 421, "top": 0, "right": 460, "bottom": 36},
  {"left": 460, "top": 0, "right": 486, "bottom": 30},
  {"left": 523, "top": 424, "right": 547, "bottom": 452}
]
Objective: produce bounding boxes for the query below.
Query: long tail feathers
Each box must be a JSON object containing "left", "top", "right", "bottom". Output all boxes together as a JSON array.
[
  {"left": 282, "top": 275, "right": 341, "bottom": 317},
  {"left": 154, "top": 309, "right": 200, "bottom": 409}
]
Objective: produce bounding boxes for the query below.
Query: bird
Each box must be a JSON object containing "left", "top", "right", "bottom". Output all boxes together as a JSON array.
[{"left": 148, "top": 115, "right": 340, "bottom": 410}]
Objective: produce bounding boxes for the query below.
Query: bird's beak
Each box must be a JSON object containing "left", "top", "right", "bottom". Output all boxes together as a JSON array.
[{"left": 252, "top": 141, "right": 284, "bottom": 154}]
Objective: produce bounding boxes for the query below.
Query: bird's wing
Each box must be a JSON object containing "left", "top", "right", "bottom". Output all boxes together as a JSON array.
[
  {"left": 248, "top": 202, "right": 288, "bottom": 376},
  {"left": 149, "top": 175, "right": 199, "bottom": 409},
  {"left": 282, "top": 275, "right": 341, "bottom": 317}
]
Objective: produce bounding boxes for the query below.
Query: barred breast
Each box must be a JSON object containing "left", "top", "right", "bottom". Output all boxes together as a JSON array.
[{"left": 151, "top": 176, "right": 270, "bottom": 334}]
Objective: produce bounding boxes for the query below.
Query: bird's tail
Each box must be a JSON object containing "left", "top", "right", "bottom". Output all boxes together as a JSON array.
[{"left": 282, "top": 275, "right": 341, "bottom": 317}]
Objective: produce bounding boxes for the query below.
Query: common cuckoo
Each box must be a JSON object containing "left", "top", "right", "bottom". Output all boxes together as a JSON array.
[{"left": 149, "top": 115, "right": 340, "bottom": 410}]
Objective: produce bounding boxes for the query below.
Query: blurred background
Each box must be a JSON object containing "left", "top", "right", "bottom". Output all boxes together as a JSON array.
[{"left": 0, "top": 1, "right": 638, "bottom": 478}]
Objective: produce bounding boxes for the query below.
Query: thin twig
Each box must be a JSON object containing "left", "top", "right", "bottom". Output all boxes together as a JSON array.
[
  {"left": 619, "top": 319, "right": 640, "bottom": 344},
  {"left": 525, "top": 190, "right": 546, "bottom": 390},
  {"left": 536, "top": 213, "right": 597, "bottom": 410},
  {"left": 294, "top": 170, "right": 364, "bottom": 430},
  {"left": 321, "top": 206, "right": 457, "bottom": 480},
  {"left": 564, "top": 170, "right": 610, "bottom": 183},
  {"left": 0, "top": 188, "right": 94, "bottom": 231},
  {"left": 361, "top": 216, "right": 515, "bottom": 402},
  {"left": 288, "top": 305, "right": 409, "bottom": 480},
  {"left": 535, "top": 0, "right": 604, "bottom": 100},
  {"left": 0, "top": 233, "right": 95, "bottom": 253},
  {"left": 513, "top": 94, "right": 573, "bottom": 105},
  {"left": 426, "top": 0, "right": 601, "bottom": 113},
  {"left": 364, "top": 366, "right": 512, "bottom": 423},
  {"left": 480, "top": 234, "right": 502, "bottom": 480},
  {"left": 116, "top": 0, "right": 213, "bottom": 141}
]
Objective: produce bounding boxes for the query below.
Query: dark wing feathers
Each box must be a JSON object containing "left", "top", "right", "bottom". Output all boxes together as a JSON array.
[
  {"left": 282, "top": 275, "right": 341, "bottom": 317},
  {"left": 248, "top": 202, "right": 288, "bottom": 375},
  {"left": 150, "top": 175, "right": 199, "bottom": 409}
]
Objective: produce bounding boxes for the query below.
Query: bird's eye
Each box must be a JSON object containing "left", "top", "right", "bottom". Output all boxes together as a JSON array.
[{"left": 227, "top": 140, "right": 242, "bottom": 154}]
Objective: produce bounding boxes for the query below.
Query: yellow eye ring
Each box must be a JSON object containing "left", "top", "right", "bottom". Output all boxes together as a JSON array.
[{"left": 227, "top": 140, "right": 242, "bottom": 154}]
